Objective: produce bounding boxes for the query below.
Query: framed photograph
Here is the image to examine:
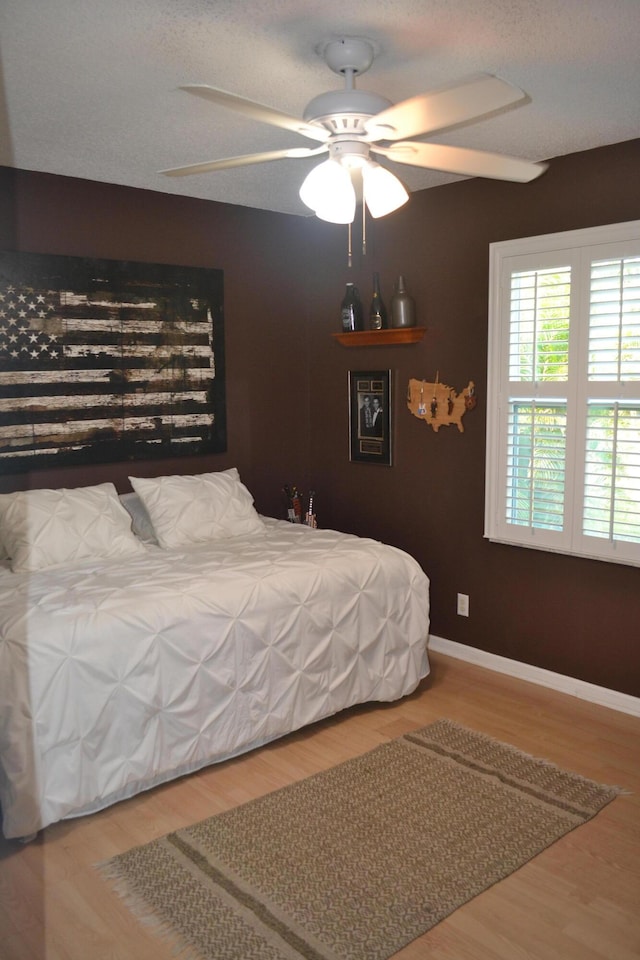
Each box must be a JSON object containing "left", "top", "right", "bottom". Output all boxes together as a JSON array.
[{"left": 349, "top": 369, "right": 392, "bottom": 465}]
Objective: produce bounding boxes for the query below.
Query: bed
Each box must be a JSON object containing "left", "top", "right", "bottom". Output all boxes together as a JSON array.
[{"left": 0, "top": 469, "right": 430, "bottom": 840}]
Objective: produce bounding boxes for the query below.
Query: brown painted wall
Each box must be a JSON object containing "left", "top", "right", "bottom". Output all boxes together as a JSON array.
[
  {"left": 0, "top": 167, "right": 317, "bottom": 500},
  {"left": 1, "top": 139, "right": 639, "bottom": 697},
  {"left": 306, "top": 139, "right": 640, "bottom": 698}
]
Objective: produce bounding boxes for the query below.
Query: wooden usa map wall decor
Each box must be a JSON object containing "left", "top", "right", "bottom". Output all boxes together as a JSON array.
[
  {"left": 407, "top": 375, "right": 476, "bottom": 433},
  {"left": 0, "top": 251, "right": 226, "bottom": 472}
]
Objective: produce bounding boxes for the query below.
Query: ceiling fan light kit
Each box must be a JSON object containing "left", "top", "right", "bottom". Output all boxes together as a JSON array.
[
  {"left": 299, "top": 138, "right": 409, "bottom": 223},
  {"left": 163, "top": 35, "right": 547, "bottom": 226}
]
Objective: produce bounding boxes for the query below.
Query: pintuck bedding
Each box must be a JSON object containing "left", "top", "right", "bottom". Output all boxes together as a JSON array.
[{"left": 0, "top": 472, "right": 430, "bottom": 840}]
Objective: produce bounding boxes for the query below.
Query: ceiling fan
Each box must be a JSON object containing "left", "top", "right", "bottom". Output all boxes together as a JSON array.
[{"left": 161, "top": 37, "right": 547, "bottom": 223}]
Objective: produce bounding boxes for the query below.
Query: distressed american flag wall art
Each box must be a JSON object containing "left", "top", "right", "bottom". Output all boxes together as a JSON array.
[{"left": 0, "top": 251, "right": 226, "bottom": 472}]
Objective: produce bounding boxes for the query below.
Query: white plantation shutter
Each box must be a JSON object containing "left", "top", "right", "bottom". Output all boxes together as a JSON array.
[
  {"left": 506, "top": 402, "right": 567, "bottom": 531},
  {"left": 508, "top": 267, "right": 571, "bottom": 382},
  {"left": 579, "top": 253, "right": 640, "bottom": 554},
  {"left": 505, "top": 266, "right": 571, "bottom": 538},
  {"left": 588, "top": 256, "right": 640, "bottom": 381},
  {"left": 583, "top": 403, "right": 640, "bottom": 543},
  {"left": 486, "top": 221, "right": 640, "bottom": 567}
]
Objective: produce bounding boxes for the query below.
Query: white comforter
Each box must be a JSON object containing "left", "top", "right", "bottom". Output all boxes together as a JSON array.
[{"left": 0, "top": 518, "right": 429, "bottom": 839}]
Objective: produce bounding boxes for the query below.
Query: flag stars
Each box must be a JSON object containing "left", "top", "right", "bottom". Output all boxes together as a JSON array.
[{"left": 17, "top": 294, "right": 26, "bottom": 303}]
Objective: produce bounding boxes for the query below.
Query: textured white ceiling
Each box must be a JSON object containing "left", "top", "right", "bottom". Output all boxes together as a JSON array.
[{"left": 0, "top": 0, "right": 638, "bottom": 217}]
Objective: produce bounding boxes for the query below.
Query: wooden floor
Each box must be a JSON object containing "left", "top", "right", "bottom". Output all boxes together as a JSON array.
[{"left": 1, "top": 650, "right": 639, "bottom": 960}]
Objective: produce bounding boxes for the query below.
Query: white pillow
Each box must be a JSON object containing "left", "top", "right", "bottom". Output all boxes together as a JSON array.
[
  {"left": 0, "top": 483, "right": 146, "bottom": 573},
  {"left": 129, "top": 468, "right": 265, "bottom": 549}
]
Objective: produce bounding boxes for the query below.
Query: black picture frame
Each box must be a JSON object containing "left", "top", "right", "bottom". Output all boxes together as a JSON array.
[
  {"left": 0, "top": 250, "right": 226, "bottom": 473},
  {"left": 349, "top": 369, "right": 392, "bottom": 465}
]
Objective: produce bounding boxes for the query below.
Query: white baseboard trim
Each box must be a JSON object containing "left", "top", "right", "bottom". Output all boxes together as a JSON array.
[{"left": 428, "top": 635, "right": 640, "bottom": 718}]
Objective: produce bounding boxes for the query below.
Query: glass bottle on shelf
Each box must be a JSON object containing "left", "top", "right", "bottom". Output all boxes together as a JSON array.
[
  {"left": 369, "top": 272, "right": 388, "bottom": 330},
  {"left": 390, "top": 275, "right": 416, "bottom": 328},
  {"left": 340, "top": 283, "right": 364, "bottom": 332}
]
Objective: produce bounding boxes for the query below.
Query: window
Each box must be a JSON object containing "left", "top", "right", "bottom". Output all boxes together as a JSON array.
[{"left": 485, "top": 221, "right": 640, "bottom": 567}]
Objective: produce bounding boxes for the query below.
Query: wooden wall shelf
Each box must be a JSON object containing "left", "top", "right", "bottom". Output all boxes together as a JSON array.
[{"left": 332, "top": 327, "right": 426, "bottom": 346}]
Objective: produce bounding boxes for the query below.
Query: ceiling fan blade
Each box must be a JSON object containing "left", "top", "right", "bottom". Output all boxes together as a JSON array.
[
  {"left": 365, "top": 74, "right": 528, "bottom": 142},
  {"left": 374, "top": 141, "right": 547, "bottom": 183},
  {"left": 180, "top": 85, "right": 328, "bottom": 143},
  {"left": 160, "top": 145, "right": 328, "bottom": 177}
]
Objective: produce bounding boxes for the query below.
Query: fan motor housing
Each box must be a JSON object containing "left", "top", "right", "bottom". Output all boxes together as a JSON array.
[{"left": 303, "top": 89, "right": 393, "bottom": 135}]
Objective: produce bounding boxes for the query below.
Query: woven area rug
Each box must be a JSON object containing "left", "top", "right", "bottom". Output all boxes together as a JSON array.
[{"left": 98, "top": 718, "right": 618, "bottom": 960}]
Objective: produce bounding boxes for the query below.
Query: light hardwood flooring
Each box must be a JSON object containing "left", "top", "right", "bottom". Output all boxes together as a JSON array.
[{"left": 1, "top": 650, "right": 639, "bottom": 960}]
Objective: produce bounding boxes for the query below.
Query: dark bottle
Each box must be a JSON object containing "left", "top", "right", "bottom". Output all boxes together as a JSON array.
[
  {"left": 341, "top": 282, "right": 363, "bottom": 332},
  {"left": 390, "top": 274, "right": 416, "bottom": 328},
  {"left": 369, "top": 272, "right": 388, "bottom": 330}
]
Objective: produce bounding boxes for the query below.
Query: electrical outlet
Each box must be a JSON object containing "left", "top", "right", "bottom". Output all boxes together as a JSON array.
[{"left": 457, "top": 593, "right": 469, "bottom": 617}]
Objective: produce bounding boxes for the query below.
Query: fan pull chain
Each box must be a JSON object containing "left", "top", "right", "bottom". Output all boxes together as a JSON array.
[
  {"left": 347, "top": 222, "right": 352, "bottom": 268},
  {"left": 362, "top": 201, "right": 366, "bottom": 257}
]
